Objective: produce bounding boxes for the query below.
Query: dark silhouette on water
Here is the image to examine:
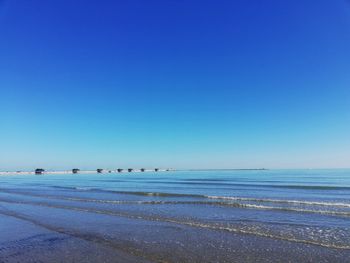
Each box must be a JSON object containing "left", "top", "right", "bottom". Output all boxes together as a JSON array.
[
  {"left": 128, "top": 168, "right": 133, "bottom": 172},
  {"left": 35, "top": 168, "right": 45, "bottom": 175},
  {"left": 117, "top": 169, "right": 123, "bottom": 173},
  {"left": 97, "top": 169, "right": 103, "bottom": 173},
  {"left": 72, "top": 168, "right": 80, "bottom": 174}
]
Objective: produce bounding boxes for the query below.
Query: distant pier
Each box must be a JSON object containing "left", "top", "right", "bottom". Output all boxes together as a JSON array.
[{"left": 0, "top": 168, "right": 174, "bottom": 175}]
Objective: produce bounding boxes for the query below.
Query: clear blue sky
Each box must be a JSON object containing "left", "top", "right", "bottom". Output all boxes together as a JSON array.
[{"left": 1, "top": 0, "right": 350, "bottom": 170}]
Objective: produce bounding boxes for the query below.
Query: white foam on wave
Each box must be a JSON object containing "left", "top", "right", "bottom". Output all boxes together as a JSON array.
[
  {"left": 74, "top": 187, "right": 92, "bottom": 191},
  {"left": 62, "top": 196, "right": 350, "bottom": 216},
  {"left": 206, "top": 196, "right": 350, "bottom": 208}
]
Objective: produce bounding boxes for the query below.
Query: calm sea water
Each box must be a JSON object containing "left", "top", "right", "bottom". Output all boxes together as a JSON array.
[{"left": 0, "top": 169, "right": 350, "bottom": 262}]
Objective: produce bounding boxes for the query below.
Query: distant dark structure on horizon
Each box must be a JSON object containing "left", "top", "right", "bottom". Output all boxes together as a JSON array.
[
  {"left": 140, "top": 168, "right": 145, "bottom": 172},
  {"left": 97, "top": 168, "right": 103, "bottom": 173},
  {"left": 72, "top": 168, "right": 80, "bottom": 174},
  {"left": 155, "top": 168, "right": 159, "bottom": 172},
  {"left": 35, "top": 168, "right": 45, "bottom": 175},
  {"left": 117, "top": 169, "right": 123, "bottom": 173},
  {"left": 128, "top": 168, "right": 133, "bottom": 172}
]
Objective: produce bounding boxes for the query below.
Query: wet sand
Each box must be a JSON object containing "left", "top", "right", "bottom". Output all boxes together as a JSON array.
[
  {"left": 1, "top": 203, "right": 349, "bottom": 263},
  {"left": 0, "top": 214, "right": 151, "bottom": 263}
]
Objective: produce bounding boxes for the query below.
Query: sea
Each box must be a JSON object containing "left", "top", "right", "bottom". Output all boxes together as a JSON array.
[{"left": 0, "top": 169, "right": 349, "bottom": 262}]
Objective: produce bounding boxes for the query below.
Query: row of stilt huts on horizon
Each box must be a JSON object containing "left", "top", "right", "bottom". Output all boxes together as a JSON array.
[{"left": 34, "top": 168, "right": 169, "bottom": 175}]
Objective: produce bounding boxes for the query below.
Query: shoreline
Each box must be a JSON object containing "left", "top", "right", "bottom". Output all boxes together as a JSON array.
[{"left": 0, "top": 169, "right": 349, "bottom": 262}]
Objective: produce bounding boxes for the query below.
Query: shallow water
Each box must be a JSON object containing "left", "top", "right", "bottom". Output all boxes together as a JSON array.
[{"left": 0, "top": 169, "right": 349, "bottom": 262}]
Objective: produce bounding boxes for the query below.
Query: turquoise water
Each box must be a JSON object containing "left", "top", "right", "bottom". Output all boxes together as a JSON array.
[{"left": 0, "top": 169, "right": 350, "bottom": 262}]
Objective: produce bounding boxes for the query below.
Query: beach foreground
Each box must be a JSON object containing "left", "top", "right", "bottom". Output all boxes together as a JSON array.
[{"left": 0, "top": 170, "right": 349, "bottom": 262}]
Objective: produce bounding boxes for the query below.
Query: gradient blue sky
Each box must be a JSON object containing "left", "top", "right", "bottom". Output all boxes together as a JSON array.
[{"left": 1, "top": 0, "right": 350, "bottom": 170}]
